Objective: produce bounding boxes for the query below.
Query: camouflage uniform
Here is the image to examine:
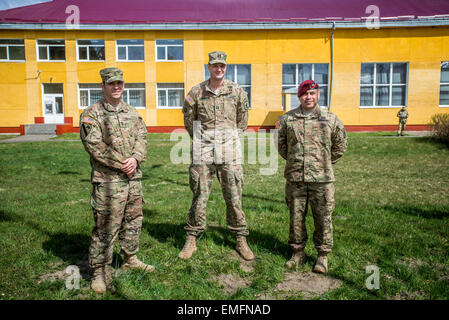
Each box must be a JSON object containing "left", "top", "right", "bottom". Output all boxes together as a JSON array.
[
  {"left": 277, "top": 105, "right": 347, "bottom": 254},
  {"left": 182, "top": 75, "right": 250, "bottom": 237},
  {"left": 397, "top": 108, "right": 408, "bottom": 136},
  {"left": 80, "top": 94, "right": 147, "bottom": 269}
]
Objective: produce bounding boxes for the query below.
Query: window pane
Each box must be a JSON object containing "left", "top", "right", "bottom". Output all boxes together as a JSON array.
[
  {"left": 78, "top": 47, "right": 87, "bottom": 60},
  {"left": 167, "top": 46, "right": 183, "bottom": 60},
  {"left": 90, "top": 90, "right": 103, "bottom": 104},
  {"left": 128, "top": 46, "right": 144, "bottom": 60},
  {"left": 0, "top": 46, "right": 7, "bottom": 59},
  {"left": 55, "top": 97, "right": 64, "bottom": 114},
  {"left": 223, "top": 64, "right": 235, "bottom": 82},
  {"left": 157, "top": 46, "right": 165, "bottom": 60},
  {"left": 318, "top": 86, "right": 328, "bottom": 106},
  {"left": 156, "top": 39, "right": 183, "bottom": 45},
  {"left": 237, "top": 65, "right": 251, "bottom": 85},
  {"left": 43, "top": 84, "right": 63, "bottom": 94},
  {"left": 89, "top": 46, "right": 104, "bottom": 60},
  {"left": 49, "top": 46, "right": 65, "bottom": 60},
  {"left": 376, "top": 63, "right": 390, "bottom": 84},
  {"left": 78, "top": 39, "right": 104, "bottom": 45},
  {"left": 38, "top": 40, "right": 64, "bottom": 45},
  {"left": 9, "top": 46, "right": 25, "bottom": 60},
  {"left": 298, "top": 64, "right": 312, "bottom": 83},
  {"left": 392, "top": 86, "right": 406, "bottom": 106},
  {"left": 80, "top": 90, "right": 88, "bottom": 106},
  {"left": 157, "top": 83, "right": 183, "bottom": 89},
  {"left": 126, "top": 83, "right": 145, "bottom": 89},
  {"left": 117, "top": 39, "right": 143, "bottom": 45},
  {"left": 158, "top": 90, "right": 167, "bottom": 106},
  {"left": 282, "top": 64, "right": 296, "bottom": 85},
  {"left": 128, "top": 89, "right": 145, "bottom": 107},
  {"left": 122, "top": 91, "right": 128, "bottom": 103},
  {"left": 38, "top": 46, "right": 47, "bottom": 60},
  {"left": 0, "top": 39, "right": 24, "bottom": 44},
  {"left": 118, "top": 46, "right": 126, "bottom": 60},
  {"left": 441, "top": 62, "right": 449, "bottom": 83},
  {"left": 361, "top": 64, "right": 374, "bottom": 84},
  {"left": 360, "top": 86, "right": 373, "bottom": 106},
  {"left": 393, "top": 63, "right": 406, "bottom": 84},
  {"left": 168, "top": 89, "right": 183, "bottom": 106},
  {"left": 314, "top": 64, "right": 328, "bottom": 84},
  {"left": 375, "top": 86, "right": 390, "bottom": 106},
  {"left": 440, "top": 84, "right": 449, "bottom": 105}
]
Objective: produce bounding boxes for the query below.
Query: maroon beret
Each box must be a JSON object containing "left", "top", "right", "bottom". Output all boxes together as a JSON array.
[{"left": 298, "top": 80, "right": 319, "bottom": 98}]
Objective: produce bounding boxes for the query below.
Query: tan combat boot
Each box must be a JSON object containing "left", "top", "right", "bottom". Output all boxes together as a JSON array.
[
  {"left": 121, "top": 254, "right": 155, "bottom": 272},
  {"left": 285, "top": 250, "right": 305, "bottom": 269},
  {"left": 313, "top": 253, "right": 328, "bottom": 273},
  {"left": 178, "top": 235, "right": 197, "bottom": 259},
  {"left": 236, "top": 236, "right": 255, "bottom": 261},
  {"left": 91, "top": 267, "right": 106, "bottom": 294}
]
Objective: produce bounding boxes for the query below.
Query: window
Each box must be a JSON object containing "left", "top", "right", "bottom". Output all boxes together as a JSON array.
[
  {"left": 37, "top": 39, "right": 65, "bottom": 61},
  {"left": 123, "top": 83, "right": 146, "bottom": 108},
  {"left": 77, "top": 40, "right": 105, "bottom": 61},
  {"left": 156, "top": 39, "right": 183, "bottom": 61},
  {"left": 439, "top": 61, "right": 449, "bottom": 107},
  {"left": 116, "top": 39, "right": 144, "bottom": 61},
  {"left": 282, "top": 63, "right": 329, "bottom": 107},
  {"left": 0, "top": 39, "right": 25, "bottom": 61},
  {"left": 157, "top": 83, "right": 184, "bottom": 108},
  {"left": 79, "top": 84, "right": 103, "bottom": 108},
  {"left": 204, "top": 64, "right": 252, "bottom": 105},
  {"left": 360, "top": 63, "right": 408, "bottom": 107}
]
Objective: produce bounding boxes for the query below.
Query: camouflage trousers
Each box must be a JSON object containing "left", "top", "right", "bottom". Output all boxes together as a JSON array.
[
  {"left": 397, "top": 120, "right": 407, "bottom": 135},
  {"left": 185, "top": 163, "right": 249, "bottom": 237},
  {"left": 88, "top": 180, "right": 143, "bottom": 269},
  {"left": 285, "top": 181, "right": 335, "bottom": 254}
]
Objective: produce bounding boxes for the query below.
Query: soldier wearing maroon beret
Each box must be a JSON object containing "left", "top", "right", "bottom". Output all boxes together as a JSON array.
[{"left": 277, "top": 80, "right": 348, "bottom": 273}]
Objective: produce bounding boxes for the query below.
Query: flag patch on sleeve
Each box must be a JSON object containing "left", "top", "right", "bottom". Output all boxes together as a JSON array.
[
  {"left": 83, "top": 117, "right": 93, "bottom": 125},
  {"left": 185, "top": 95, "right": 194, "bottom": 105}
]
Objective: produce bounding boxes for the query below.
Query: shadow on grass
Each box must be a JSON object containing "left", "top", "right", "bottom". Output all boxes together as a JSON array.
[
  {"left": 381, "top": 205, "right": 448, "bottom": 219},
  {"left": 142, "top": 220, "right": 289, "bottom": 258}
]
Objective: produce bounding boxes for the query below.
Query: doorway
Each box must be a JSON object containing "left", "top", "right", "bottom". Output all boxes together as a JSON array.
[{"left": 42, "top": 84, "right": 64, "bottom": 124}]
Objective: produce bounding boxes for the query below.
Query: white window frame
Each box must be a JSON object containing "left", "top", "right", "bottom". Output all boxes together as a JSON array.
[
  {"left": 123, "top": 83, "right": 146, "bottom": 109},
  {"left": 156, "top": 39, "right": 184, "bottom": 62},
  {"left": 0, "top": 39, "right": 25, "bottom": 62},
  {"left": 36, "top": 39, "right": 65, "bottom": 62},
  {"left": 76, "top": 39, "right": 105, "bottom": 62},
  {"left": 156, "top": 83, "right": 185, "bottom": 109},
  {"left": 282, "top": 63, "right": 329, "bottom": 107},
  {"left": 360, "top": 62, "right": 409, "bottom": 109},
  {"left": 78, "top": 83, "right": 103, "bottom": 109},
  {"left": 439, "top": 61, "right": 449, "bottom": 108},
  {"left": 116, "top": 39, "right": 144, "bottom": 62}
]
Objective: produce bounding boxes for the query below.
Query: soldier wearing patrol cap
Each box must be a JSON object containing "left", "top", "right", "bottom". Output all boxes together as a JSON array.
[
  {"left": 397, "top": 106, "right": 408, "bottom": 136},
  {"left": 179, "top": 51, "right": 255, "bottom": 261},
  {"left": 80, "top": 67, "right": 154, "bottom": 293},
  {"left": 277, "top": 80, "right": 347, "bottom": 273}
]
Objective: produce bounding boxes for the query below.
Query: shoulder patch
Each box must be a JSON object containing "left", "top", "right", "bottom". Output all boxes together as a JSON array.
[
  {"left": 185, "top": 95, "right": 194, "bottom": 105},
  {"left": 82, "top": 116, "right": 94, "bottom": 125}
]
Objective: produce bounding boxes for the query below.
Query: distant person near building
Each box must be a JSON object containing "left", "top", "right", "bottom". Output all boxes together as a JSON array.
[{"left": 397, "top": 106, "right": 409, "bottom": 136}]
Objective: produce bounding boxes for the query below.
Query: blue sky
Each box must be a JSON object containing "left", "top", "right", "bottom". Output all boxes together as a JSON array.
[{"left": 0, "top": 0, "right": 51, "bottom": 10}]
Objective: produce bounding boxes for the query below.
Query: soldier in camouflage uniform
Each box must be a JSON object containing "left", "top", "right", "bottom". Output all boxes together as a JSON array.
[
  {"left": 80, "top": 67, "right": 154, "bottom": 294},
  {"left": 397, "top": 106, "right": 408, "bottom": 136},
  {"left": 277, "top": 80, "right": 347, "bottom": 273},
  {"left": 179, "top": 51, "right": 255, "bottom": 261}
]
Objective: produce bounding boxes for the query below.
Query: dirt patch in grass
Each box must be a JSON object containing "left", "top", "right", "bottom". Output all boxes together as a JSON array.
[
  {"left": 211, "top": 273, "right": 252, "bottom": 295},
  {"left": 397, "top": 257, "right": 426, "bottom": 270},
  {"left": 258, "top": 271, "right": 342, "bottom": 299},
  {"left": 228, "top": 251, "right": 256, "bottom": 273},
  {"left": 389, "top": 291, "right": 426, "bottom": 300}
]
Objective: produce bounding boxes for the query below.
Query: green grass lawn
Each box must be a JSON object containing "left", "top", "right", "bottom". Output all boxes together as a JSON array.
[{"left": 0, "top": 132, "right": 448, "bottom": 300}]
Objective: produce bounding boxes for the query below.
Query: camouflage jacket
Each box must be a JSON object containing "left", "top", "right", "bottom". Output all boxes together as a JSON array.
[
  {"left": 80, "top": 98, "right": 147, "bottom": 183},
  {"left": 183, "top": 79, "right": 249, "bottom": 164},
  {"left": 397, "top": 110, "right": 408, "bottom": 120},
  {"left": 277, "top": 105, "right": 347, "bottom": 182}
]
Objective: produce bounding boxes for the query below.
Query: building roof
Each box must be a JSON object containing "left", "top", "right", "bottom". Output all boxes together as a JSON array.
[{"left": 1, "top": 0, "right": 449, "bottom": 29}]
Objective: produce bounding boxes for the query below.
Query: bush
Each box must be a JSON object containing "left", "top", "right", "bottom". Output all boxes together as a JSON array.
[{"left": 429, "top": 113, "right": 449, "bottom": 143}]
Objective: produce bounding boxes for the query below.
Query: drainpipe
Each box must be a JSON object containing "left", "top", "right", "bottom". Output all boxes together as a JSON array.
[{"left": 329, "top": 22, "right": 336, "bottom": 111}]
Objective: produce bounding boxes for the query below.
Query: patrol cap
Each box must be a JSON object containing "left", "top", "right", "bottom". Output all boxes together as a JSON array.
[
  {"left": 298, "top": 80, "right": 319, "bottom": 98},
  {"left": 100, "top": 67, "right": 124, "bottom": 84},
  {"left": 208, "top": 51, "right": 227, "bottom": 65}
]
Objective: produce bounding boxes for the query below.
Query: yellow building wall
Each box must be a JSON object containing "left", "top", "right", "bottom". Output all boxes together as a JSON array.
[{"left": 1, "top": 26, "right": 449, "bottom": 130}]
